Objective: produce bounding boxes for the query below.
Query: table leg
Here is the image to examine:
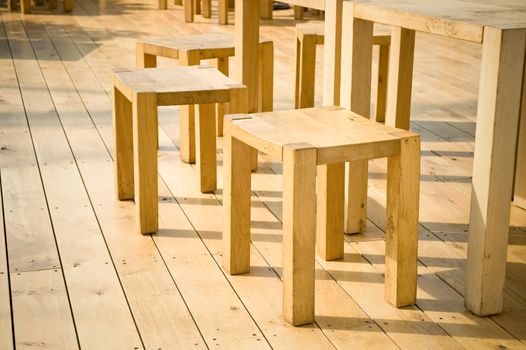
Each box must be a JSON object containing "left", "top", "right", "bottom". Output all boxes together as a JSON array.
[
  {"left": 235, "top": 0, "right": 260, "bottom": 113},
  {"left": 260, "top": 0, "right": 272, "bottom": 20},
  {"left": 465, "top": 27, "right": 526, "bottom": 316},
  {"left": 340, "top": 2, "right": 373, "bottom": 234},
  {"left": 196, "top": 104, "right": 217, "bottom": 193},
  {"left": 513, "top": 63, "right": 526, "bottom": 209},
  {"left": 385, "top": 26, "right": 415, "bottom": 130},
  {"left": 322, "top": 0, "right": 342, "bottom": 106},
  {"left": 295, "top": 32, "right": 317, "bottom": 109},
  {"left": 213, "top": 57, "right": 229, "bottom": 136}
]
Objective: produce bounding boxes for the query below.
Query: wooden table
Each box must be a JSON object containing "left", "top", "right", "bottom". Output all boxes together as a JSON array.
[{"left": 338, "top": 0, "right": 526, "bottom": 316}]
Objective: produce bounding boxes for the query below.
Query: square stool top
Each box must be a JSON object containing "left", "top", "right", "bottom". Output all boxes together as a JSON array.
[
  {"left": 228, "top": 107, "right": 419, "bottom": 165},
  {"left": 139, "top": 32, "right": 272, "bottom": 60},
  {"left": 113, "top": 65, "right": 245, "bottom": 106}
]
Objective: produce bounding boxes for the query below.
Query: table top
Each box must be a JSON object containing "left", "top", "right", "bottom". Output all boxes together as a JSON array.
[{"left": 351, "top": 0, "right": 526, "bottom": 43}]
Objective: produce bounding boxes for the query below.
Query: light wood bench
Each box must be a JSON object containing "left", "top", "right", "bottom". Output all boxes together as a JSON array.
[
  {"left": 113, "top": 65, "right": 247, "bottom": 234},
  {"left": 223, "top": 106, "right": 420, "bottom": 326},
  {"left": 295, "top": 22, "right": 390, "bottom": 122},
  {"left": 137, "top": 32, "right": 273, "bottom": 163},
  {"left": 8, "top": 0, "right": 72, "bottom": 13}
]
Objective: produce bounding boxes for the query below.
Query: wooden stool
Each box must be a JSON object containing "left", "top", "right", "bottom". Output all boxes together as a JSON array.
[
  {"left": 295, "top": 22, "right": 390, "bottom": 121},
  {"left": 9, "top": 0, "right": 73, "bottom": 13},
  {"left": 113, "top": 66, "right": 247, "bottom": 235},
  {"left": 137, "top": 32, "right": 273, "bottom": 164},
  {"left": 223, "top": 107, "right": 420, "bottom": 326}
]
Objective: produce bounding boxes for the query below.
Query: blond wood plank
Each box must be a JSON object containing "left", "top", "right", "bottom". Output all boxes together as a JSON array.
[
  {"left": 40, "top": 18, "right": 209, "bottom": 350},
  {"left": 0, "top": 171, "right": 14, "bottom": 350},
  {"left": 385, "top": 136, "right": 420, "bottom": 307},
  {"left": 316, "top": 163, "right": 345, "bottom": 260},
  {"left": 345, "top": 160, "right": 369, "bottom": 234},
  {"left": 282, "top": 144, "right": 317, "bottom": 326},
  {"left": 11, "top": 270, "right": 78, "bottom": 349},
  {"left": 0, "top": 16, "right": 61, "bottom": 273},
  {"left": 466, "top": 27, "right": 526, "bottom": 316},
  {"left": 196, "top": 103, "right": 217, "bottom": 192},
  {"left": 12, "top": 16, "right": 145, "bottom": 348},
  {"left": 385, "top": 26, "right": 415, "bottom": 130}
]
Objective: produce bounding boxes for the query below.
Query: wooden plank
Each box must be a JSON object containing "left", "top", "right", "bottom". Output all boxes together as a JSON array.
[
  {"left": 10, "top": 16, "right": 145, "bottom": 349},
  {"left": 44, "top": 10, "right": 271, "bottom": 349},
  {"left": 513, "top": 59, "right": 526, "bottom": 209},
  {"left": 466, "top": 27, "right": 526, "bottom": 316},
  {"left": 39, "top": 15, "right": 208, "bottom": 350},
  {"left": 11, "top": 270, "right": 78, "bottom": 349},
  {"left": 0, "top": 171, "right": 14, "bottom": 350}
]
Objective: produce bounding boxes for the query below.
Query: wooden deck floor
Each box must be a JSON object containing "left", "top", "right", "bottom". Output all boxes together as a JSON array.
[{"left": 0, "top": 0, "right": 525, "bottom": 349}]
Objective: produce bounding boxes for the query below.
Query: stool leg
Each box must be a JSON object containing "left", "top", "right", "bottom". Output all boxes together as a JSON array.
[
  {"left": 259, "top": 41, "right": 274, "bottom": 112},
  {"left": 316, "top": 163, "right": 345, "bottom": 261},
  {"left": 158, "top": 0, "right": 167, "bottom": 10},
  {"left": 376, "top": 43, "right": 389, "bottom": 122},
  {"left": 174, "top": 0, "right": 181, "bottom": 5},
  {"left": 259, "top": 0, "right": 272, "bottom": 20},
  {"left": 136, "top": 43, "right": 157, "bottom": 69},
  {"left": 218, "top": 0, "right": 228, "bottom": 24},
  {"left": 295, "top": 34, "right": 316, "bottom": 109},
  {"left": 385, "top": 136, "right": 420, "bottom": 307},
  {"left": 113, "top": 86, "right": 134, "bottom": 201},
  {"left": 21, "top": 0, "right": 31, "bottom": 13},
  {"left": 132, "top": 92, "right": 159, "bottom": 235},
  {"left": 282, "top": 144, "right": 317, "bottom": 326},
  {"left": 184, "top": 0, "right": 194, "bottom": 22},
  {"left": 196, "top": 104, "right": 217, "bottom": 193},
  {"left": 293, "top": 6, "right": 304, "bottom": 20},
  {"left": 223, "top": 119, "right": 252, "bottom": 275},
  {"left": 194, "top": 0, "right": 201, "bottom": 14},
  {"left": 179, "top": 50, "right": 200, "bottom": 164},
  {"left": 202, "top": 0, "right": 211, "bottom": 17},
  {"left": 214, "top": 57, "right": 229, "bottom": 137},
  {"left": 63, "top": 0, "right": 73, "bottom": 11},
  {"left": 345, "top": 160, "right": 368, "bottom": 233}
]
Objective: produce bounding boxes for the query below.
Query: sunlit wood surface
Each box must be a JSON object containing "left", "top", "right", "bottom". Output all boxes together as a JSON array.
[{"left": 0, "top": 1, "right": 525, "bottom": 349}]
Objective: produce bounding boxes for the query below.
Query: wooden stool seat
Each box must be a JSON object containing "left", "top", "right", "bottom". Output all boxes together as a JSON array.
[
  {"left": 113, "top": 66, "right": 242, "bottom": 101},
  {"left": 223, "top": 106, "right": 420, "bottom": 326},
  {"left": 138, "top": 32, "right": 271, "bottom": 61},
  {"left": 137, "top": 32, "right": 274, "bottom": 163},
  {"left": 295, "top": 22, "right": 390, "bottom": 122},
  {"left": 113, "top": 65, "right": 247, "bottom": 235}
]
